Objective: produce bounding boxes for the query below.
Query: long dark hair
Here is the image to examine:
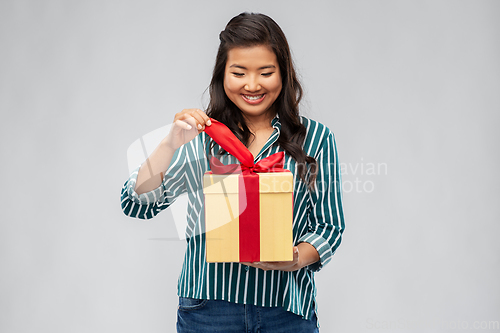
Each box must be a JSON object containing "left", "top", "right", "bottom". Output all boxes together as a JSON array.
[{"left": 206, "top": 12, "right": 317, "bottom": 187}]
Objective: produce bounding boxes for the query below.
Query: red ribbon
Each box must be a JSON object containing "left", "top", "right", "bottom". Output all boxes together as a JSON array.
[{"left": 204, "top": 118, "right": 289, "bottom": 262}]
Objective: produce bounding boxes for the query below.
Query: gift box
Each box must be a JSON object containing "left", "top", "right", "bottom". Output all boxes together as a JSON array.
[
  {"left": 204, "top": 171, "right": 293, "bottom": 262},
  {"left": 203, "top": 119, "right": 294, "bottom": 263}
]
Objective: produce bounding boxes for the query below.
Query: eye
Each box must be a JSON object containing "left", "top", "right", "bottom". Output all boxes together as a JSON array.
[
  {"left": 231, "top": 72, "right": 244, "bottom": 77},
  {"left": 261, "top": 72, "right": 274, "bottom": 77}
]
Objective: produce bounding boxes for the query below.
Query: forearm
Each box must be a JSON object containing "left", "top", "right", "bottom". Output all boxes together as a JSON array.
[
  {"left": 296, "top": 242, "right": 320, "bottom": 270},
  {"left": 135, "top": 138, "right": 176, "bottom": 195}
]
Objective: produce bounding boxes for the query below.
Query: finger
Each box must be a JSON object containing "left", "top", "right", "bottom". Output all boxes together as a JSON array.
[
  {"left": 189, "top": 110, "right": 208, "bottom": 131},
  {"left": 195, "top": 109, "right": 211, "bottom": 127},
  {"left": 242, "top": 261, "right": 261, "bottom": 265},
  {"left": 251, "top": 263, "right": 270, "bottom": 271},
  {"left": 173, "top": 118, "right": 196, "bottom": 133},
  {"left": 241, "top": 262, "right": 259, "bottom": 270},
  {"left": 182, "top": 116, "right": 198, "bottom": 129},
  {"left": 174, "top": 116, "right": 192, "bottom": 131},
  {"left": 241, "top": 262, "right": 256, "bottom": 266},
  {"left": 175, "top": 109, "right": 211, "bottom": 130},
  {"left": 174, "top": 110, "right": 194, "bottom": 122},
  {"left": 293, "top": 247, "right": 299, "bottom": 263},
  {"left": 175, "top": 109, "right": 200, "bottom": 120}
]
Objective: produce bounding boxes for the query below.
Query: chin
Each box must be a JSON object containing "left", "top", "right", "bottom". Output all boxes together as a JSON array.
[{"left": 239, "top": 106, "right": 272, "bottom": 117}]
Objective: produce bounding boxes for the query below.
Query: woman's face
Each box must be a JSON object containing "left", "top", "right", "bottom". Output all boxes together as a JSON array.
[{"left": 223, "top": 45, "right": 282, "bottom": 119}]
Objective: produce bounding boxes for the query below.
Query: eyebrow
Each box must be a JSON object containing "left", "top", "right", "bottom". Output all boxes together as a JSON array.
[{"left": 229, "top": 64, "right": 276, "bottom": 70}]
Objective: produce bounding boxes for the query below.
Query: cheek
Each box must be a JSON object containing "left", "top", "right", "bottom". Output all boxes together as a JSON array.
[
  {"left": 269, "top": 77, "right": 282, "bottom": 94},
  {"left": 224, "top": 76, "right": 240, "bottom": 94}
]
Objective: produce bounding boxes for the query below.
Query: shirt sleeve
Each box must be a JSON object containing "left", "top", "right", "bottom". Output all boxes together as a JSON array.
[
  {"left": 298, "top": 131, "right": 345, "bottom": 272},
  {"left": 120, "top": 144, "right": 189, "bottom": 220}
]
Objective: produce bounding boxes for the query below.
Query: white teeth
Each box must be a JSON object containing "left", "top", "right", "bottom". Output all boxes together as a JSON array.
[{"left": 244, "top": 94, "right": 264, "bottom": 100}]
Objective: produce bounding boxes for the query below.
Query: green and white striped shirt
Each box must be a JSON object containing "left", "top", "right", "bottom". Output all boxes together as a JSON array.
[{"left": 120, "top": 116, "right": 345, "bottom": 320}]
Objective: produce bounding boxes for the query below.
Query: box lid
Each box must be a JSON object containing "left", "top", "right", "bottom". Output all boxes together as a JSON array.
[{"left": 203, "top": 172, "right": 293, "bottom": 194}]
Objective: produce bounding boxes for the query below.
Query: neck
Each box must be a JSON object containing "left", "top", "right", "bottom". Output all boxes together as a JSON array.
[{"left": 242, "top": 110, "right": 275, "bottom": 132}]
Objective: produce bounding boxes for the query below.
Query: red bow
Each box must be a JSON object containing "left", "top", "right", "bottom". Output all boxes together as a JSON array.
[
  {"left": 209, "top": 151, "right": 287, "bottom": 175},
  {"left": 204, "top": 118, "right": 287, "bottom": 174}
]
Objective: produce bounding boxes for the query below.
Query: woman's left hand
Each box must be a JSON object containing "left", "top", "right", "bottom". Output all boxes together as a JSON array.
[
  {"left": 242, "top": 243, "right": 320, "bottom": 272},
  {"left": 241, "top": 247, "right": 300, "bottom": 272}
]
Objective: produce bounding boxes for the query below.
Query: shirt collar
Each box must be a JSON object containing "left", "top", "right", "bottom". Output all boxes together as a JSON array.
[
  {"left": 253, "top": 114, "right": 281, "bottom": 161},
  {"left": 271, "top": 114, "right": 281, "bottom": 131}
]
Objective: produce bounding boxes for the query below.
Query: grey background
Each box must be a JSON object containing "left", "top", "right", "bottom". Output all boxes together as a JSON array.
[{"left": 1, "top": 0, "right": 499, "bottom": 332}]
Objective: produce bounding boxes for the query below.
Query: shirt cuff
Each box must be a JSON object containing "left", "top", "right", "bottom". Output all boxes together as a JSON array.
[
  {"left": 298, "top": 233, "right": 334, "bottom": 272},
  {"left": 126, "top": 166, "right": 165, "bottom": 205}
]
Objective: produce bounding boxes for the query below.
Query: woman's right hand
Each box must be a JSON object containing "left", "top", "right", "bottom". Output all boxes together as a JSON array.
[{"left": 163, "top": 109, "right": 212, "bottom": 150}]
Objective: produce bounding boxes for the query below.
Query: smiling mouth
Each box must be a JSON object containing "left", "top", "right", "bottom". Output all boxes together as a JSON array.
[{"left": 241, "top": 94, "right": 266, "bottom": 104}]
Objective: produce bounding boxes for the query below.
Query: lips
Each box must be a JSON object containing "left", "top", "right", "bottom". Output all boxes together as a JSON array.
[{"left": 241, "top": 94, "right": 266, "bottom": 105}]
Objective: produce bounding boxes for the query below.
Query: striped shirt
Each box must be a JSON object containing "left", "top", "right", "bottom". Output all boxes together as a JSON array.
[{"left": 120, "top": 116, "right": 345, "bottom": 320}]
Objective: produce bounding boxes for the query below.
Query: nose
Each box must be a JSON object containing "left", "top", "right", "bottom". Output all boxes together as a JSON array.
[{"left": 244, "top": 75, "right": 261, "bottom": 92}]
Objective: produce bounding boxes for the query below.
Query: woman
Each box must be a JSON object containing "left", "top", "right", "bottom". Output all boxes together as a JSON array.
[{"left": 121, "top": 12, "right": 345, "bottom": 332}]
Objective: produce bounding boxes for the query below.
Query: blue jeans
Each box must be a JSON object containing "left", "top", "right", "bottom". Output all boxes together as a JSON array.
[{"left": 176, "top": 297, "right": 319, "bottom": 333}]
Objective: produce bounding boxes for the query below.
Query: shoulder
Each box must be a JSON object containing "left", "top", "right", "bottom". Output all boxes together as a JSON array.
[
  {"left": 299, "top": 116, "right": 333, "bottom": 138},
  {"left": 299, "top": 116, "right": 335, "bottom": 155}
]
